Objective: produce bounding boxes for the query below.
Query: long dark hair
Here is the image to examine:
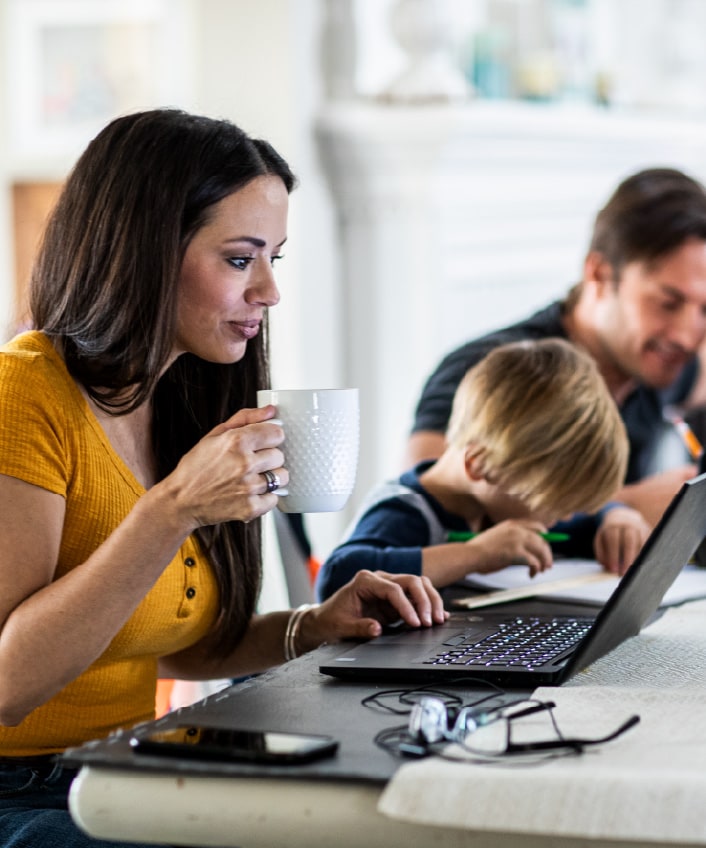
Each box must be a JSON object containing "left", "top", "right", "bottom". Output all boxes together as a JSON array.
[{"left": 30, "top": 109, "right": 297, "bottom": 656}]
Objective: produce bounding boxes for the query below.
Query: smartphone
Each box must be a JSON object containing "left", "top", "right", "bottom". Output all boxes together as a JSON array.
[{"left": 129, "top": 725, "right": 339, "bottom": 765}]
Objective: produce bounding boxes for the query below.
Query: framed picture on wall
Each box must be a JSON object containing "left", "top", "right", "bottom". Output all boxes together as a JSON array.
[{"left": 4, "top": 0, "right": 193, "bottom": 161}]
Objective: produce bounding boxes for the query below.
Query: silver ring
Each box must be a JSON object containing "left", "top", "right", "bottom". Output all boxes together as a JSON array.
[{"left": 262, "top": 470, "right": 280, "bottom": 494}]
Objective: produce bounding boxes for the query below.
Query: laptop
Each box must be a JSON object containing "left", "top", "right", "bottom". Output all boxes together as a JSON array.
[{"left": 319, "top": 472, "right": 706, "bottom": 687}]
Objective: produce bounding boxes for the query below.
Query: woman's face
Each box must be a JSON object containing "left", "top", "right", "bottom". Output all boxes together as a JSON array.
[{"left": 173, "top": 175, "right": 289, "bottom": 365}]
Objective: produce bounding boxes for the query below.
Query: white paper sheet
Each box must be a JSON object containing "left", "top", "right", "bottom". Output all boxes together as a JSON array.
[{"left": 458, "top": 559, "right": 706, "bottom": 607}]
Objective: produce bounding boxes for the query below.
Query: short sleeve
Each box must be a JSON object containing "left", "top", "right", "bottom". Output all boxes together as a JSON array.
[
  {"left": 0, "top": 347, "right": 71, "bottom": 496},
  {"left": 411, "top": 302, "right": 567, "bottom": 435},
  {"left": 412, "top": 341, "right": 495, "bottom": 434}
]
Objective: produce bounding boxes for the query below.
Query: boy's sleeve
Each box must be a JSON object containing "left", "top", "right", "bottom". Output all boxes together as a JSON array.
[{"left": 315, "top": 498, "right": 432, "bottom": 601}]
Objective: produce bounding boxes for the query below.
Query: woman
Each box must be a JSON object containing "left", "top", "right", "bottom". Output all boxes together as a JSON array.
[{"left": 0, "top": 109, "right": 445, "bottom": 847}]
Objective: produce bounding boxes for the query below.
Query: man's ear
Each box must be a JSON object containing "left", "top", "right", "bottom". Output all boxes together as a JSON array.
[
  {"left": 464, "top": 444, "right": 488, "bottom": 481},
  {"left": 583, "top": 251, "right": 616, "bottom": 295}
]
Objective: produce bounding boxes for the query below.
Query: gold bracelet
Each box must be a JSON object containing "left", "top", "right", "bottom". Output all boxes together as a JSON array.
[{"left": 284, "top": 604, "right": 316, "bottom": 662}]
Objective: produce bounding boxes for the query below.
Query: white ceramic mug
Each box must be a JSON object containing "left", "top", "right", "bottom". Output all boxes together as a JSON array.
[{"left": 256, "top": 388, "right": 360, "bottom": 513}]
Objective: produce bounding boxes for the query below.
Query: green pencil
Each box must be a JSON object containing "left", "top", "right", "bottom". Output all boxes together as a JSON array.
[{"left": 446, "top": 530, "right": 571, "bottom": 543}]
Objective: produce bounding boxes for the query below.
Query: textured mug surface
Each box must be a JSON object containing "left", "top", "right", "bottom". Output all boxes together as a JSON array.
[{"left": 256, "top": 388, "right": 360, "bottom": 513}]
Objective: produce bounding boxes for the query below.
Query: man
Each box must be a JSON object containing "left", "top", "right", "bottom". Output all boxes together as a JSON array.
[{"left": 405, "top": 168, "right": 706, "bottom": 527}]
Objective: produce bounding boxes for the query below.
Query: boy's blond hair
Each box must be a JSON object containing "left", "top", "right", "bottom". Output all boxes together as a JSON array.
[{"left": 446, "top": 338, "right": 628, "bottom": 516}]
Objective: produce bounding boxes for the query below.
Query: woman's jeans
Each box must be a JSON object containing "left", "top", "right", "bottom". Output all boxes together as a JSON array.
[{"left": 0, "top": 757, "right": 171, "bottom": 847}]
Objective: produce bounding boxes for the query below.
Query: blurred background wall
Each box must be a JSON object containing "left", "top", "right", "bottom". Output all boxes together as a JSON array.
[{"left": 3, "top": 0, "right": 706, "bottom": 573}]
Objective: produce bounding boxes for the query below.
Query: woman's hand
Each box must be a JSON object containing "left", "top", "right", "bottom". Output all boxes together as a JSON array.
[
  {"left": 158, "top": 404, "right": 289, "bottom": 531},
  {"left": 163, "top": 572, "right": 447, "bottom": 679},
  {"left": 594, "top": 506, "right": 651, "bottom": 575},
  {"left": 299, "top": 570, "right": 448, "bottom": 651}
]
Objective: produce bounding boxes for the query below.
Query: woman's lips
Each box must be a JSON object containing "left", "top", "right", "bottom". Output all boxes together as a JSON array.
[{"left": 229, "top": 320, "right": 261, "bottom": 340}]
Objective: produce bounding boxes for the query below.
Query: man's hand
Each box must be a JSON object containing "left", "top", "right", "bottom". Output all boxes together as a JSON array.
[
  {"left": 616, "top": 465, "right": 697, "bottom": 528},
  {"left": 594, "top": 506, "right": 651, "bottom": 575}
]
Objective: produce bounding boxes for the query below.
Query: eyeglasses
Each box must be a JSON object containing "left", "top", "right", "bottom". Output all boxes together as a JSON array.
[
  {"left": 409, "top": 697, "right": 639, "bottom": 760},
  {"left": 375, "top": 695, "right": 639, "bottom": 762},
  {"left": 362, "top": 679, "right": 506, "bottom": 718}
]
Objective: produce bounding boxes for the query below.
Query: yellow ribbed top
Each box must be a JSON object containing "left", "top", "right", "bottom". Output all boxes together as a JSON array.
[{"left": 0, "top": 332, "right": 219, "bottom": 755}]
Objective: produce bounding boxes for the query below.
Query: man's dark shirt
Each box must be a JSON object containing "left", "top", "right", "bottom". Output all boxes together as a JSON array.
[{"left": 412, "top": 301, "right": 697, "bottom": 484}]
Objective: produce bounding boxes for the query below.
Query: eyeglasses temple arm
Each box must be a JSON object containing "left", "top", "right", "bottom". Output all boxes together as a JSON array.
[{"left": 506, "top": 714, "right": 640, "bottom": 754}]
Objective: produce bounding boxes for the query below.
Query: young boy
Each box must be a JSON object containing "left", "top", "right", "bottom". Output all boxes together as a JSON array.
[{"left": 316, "top": 338, "right": 650, "bottom": 600}]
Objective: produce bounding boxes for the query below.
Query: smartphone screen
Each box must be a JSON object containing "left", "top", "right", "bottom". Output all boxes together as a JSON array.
[{"left": 130, "top": 725, "right": 339, "bottom": 765}]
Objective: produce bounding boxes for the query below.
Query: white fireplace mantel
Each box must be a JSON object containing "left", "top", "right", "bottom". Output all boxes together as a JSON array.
[{"left": 317, "top": 98, "right": 706, "bottom": 500}]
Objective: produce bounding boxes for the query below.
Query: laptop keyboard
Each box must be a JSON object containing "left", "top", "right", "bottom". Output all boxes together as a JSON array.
[{"left": 423, "top": 616, "right": 594, "bottom": 670}]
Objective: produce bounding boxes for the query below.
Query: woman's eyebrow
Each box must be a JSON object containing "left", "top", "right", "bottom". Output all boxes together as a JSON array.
[
  {"left": 223, "top": 236, "right": 266, "bottom": 248},
  {"left": 222, "top": 236, "right": 288, "bottom": 249}
]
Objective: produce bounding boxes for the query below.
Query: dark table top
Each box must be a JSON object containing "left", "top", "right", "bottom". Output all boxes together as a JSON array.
[{"left": 62, "top": 596, "right": 599, "bottom": 784}]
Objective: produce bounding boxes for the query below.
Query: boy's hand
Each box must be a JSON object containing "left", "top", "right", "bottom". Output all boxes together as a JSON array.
[
  {"left": 594, "top": 507, "right": 651, "bottom": 575},
  {"left": 469, "top": 520, "right": 553, "bottom": 578}
]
